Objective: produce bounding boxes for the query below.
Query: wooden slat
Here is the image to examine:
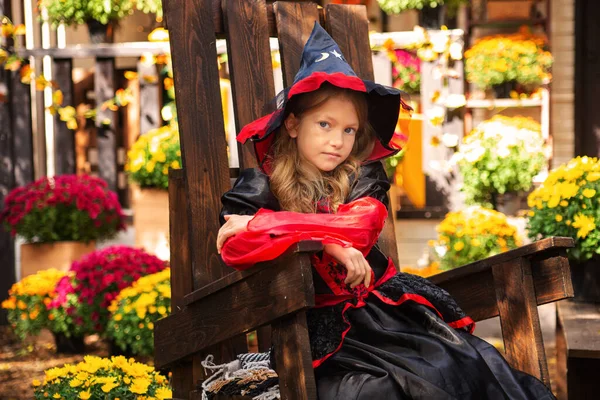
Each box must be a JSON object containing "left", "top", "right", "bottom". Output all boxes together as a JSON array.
[
  {"left": 0, "top": 63, "right": 15, "bottom": 326},
  {"left": 324, "top": 4, "right": 400, "bottom": 271},
  {"left": 324, "top": 4, "right": 374, "bottom": 80},
  {"left": 95, "top": 57, "right": 118, "bottom": 192},
  {"left": 557, "top": 300, "right": 600, "bottom": 359},
  {"left": 223, "top": 0, "right": 275, "bottom": 169},
  {"left": 154, "top": 249, "right": 315, "bottom": 368},
  {"left": 183, "top": 240, "right": 322, "bottom": 306},
  {"left": 166, "top": 168, "right": 196, "bottom": 399},
  {"left": 137, "top": 60, "right": 161, "bottom": 135},
  {"left": 272, "top": 312, "right": 317, "bottom": 400},
  {"left": 492, "top": 258, "right": 550, "bottom": 386},
  {"left": 430, "top": 237, "right": 574, "bottom": 286},
  {"left": 432, "top": 248, "right": 573, "bottom": 322},
  {"left": 53, "top": 58, "right": 76, "bottom": 175},
  {"left": 273, "top": 1, "right": 320, "bottom": 87},
  {"left": 10, "top": 71, "right": 34, "bottom": 187},
  {"left": 164, "top": 0, "right": 231, "bottom": 289}
]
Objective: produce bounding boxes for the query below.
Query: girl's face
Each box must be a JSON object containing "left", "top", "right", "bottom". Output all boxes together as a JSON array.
[{"left": 285, "top": 96, "right": 359, "bottom": 172}]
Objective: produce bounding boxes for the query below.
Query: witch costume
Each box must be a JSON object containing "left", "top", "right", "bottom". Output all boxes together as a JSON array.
[{"left": 216, "top": 23, "right": 555, "bottom": 400}]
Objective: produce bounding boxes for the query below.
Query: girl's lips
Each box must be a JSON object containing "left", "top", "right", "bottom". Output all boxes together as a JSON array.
[{"left": 323, "top": 152, "right": 341, "bottom": 158}]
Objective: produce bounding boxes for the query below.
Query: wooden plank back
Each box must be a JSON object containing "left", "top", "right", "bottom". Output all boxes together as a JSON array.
[
  {"left": 167, "top": 169, "right": 196, "bottom": 398},
  {"left": 223, "top": 0, "right": 275, "bottom": 170},
  {"left": 164, "top": 0, "right": 231, "bottom": 289}
]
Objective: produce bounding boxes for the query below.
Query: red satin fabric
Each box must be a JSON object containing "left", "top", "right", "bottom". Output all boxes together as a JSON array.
[{"left": 221, "top": 197, "right": 388, "bottom": 270}]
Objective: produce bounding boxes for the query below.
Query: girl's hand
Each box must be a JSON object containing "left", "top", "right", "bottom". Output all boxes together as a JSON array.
[
  {"left": 323, "top": 243, "right": 372, "bottom": 288},
  {"left": 217, "top": 214, "right": 254, "bottom": 254}
]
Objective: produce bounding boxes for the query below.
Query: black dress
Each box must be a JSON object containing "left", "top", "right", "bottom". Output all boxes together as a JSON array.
[{"left": 220, "top": 162, "right": 555, "bottom": 400}]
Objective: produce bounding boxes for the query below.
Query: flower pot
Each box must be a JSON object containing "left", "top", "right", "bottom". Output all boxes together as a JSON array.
[
  {"left": 418, "top": 5, "right": 446, "bottom": 30},
  {"left": 53, "top": 332, "right": 86, "bottom": 354},
  {"left": 491, "top": 81, "right": 517, "bottom": 99},
  {"left": 492, "top": 192, "right": 524, "bottom": 217},
  {"left": 86, "top": 20, "right": 115, "bottom": 44},
  {"left": 131, "top": 186, "right": 170, "bottom": 260},
  {"left": 570, "top": 256, "right": 600, "bottom": 303},
  {"left": 20, "top": 241, "right": 96, "bottom": 278}
]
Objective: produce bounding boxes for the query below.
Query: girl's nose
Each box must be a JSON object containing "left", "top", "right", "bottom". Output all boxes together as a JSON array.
[{"left": 329, "top": 131, "right": 344, "bottom": 148}]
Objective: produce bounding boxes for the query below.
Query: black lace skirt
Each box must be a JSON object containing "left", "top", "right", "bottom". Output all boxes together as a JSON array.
[{"left": 313, "top": 297, "right": 555, "bottom": 400}]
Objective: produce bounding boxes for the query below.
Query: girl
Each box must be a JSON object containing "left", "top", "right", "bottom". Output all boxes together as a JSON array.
[{"left": 217, "top": 23, "right": 554, "bottom": 400}]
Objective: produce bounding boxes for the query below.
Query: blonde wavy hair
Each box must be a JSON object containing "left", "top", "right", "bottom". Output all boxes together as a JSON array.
[{"left": 268, "top": 83, "right": 375, "bottom": 213}]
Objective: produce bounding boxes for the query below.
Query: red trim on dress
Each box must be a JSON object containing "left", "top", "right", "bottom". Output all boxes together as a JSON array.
[
  {"left": 311, "top": 258, "right": 477, "bottom": 368},
  {"left": 448, "top": 316, "right": 476, "bottom": 334}
]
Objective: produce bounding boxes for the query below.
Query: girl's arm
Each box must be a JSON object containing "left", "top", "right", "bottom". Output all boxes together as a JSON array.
[
  {"left": 221, "top": 196, "right": 387, "bottom": 269},
  {"left": 219, "top": 168, "right": 281, "bottom": 225}
]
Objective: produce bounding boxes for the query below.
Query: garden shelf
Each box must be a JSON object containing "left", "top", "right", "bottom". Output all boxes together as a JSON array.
[{"left": 465, "top": 97, "right": 543, "bottom": 108}]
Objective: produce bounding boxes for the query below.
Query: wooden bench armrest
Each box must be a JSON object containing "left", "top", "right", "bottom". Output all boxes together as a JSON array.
[
  {"left": 154, "top": 241, "right": 321, "bottom": 369},
  {"left": 429, "top": 237, "right": 575, "bottom": 322}
]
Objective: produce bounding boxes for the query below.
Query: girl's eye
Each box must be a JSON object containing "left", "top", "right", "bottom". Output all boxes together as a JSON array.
[
  {"left": 344, "top": 127, "right": 357, "bottom": 135},
  {"left": 319, "top": 121, "right": 330, "bottom": 129}
]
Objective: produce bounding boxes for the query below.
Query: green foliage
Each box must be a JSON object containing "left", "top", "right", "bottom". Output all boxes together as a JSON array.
[
  {"left": 453, "top": 116, "right": 546, "bottom": 208},
  {"left": 431, "top": 207, "right": 522, "bottom": 270},
  {"left": 125, "top": 125, "right": 181, "bottom": 190},
  {"left": 527, "top": 156, "right": 600, "bottom": 262},
  {"left": 107, "top": 269, "right": 171, "bottom": 356},
  {"left": 1, "top": 175, "right": 125, "bottom": 244},
  {"left": 377, "top": 0, "right": 467, "bottom": 15}
]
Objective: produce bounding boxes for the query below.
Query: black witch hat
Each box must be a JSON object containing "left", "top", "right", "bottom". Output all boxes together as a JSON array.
[{"left": 237, "top": 22, "right": 411, "bottom": 170}]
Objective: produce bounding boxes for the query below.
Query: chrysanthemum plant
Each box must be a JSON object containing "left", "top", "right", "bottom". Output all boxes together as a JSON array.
[
  {"left": 107, "top": 268, "right": 171, "bottom": 356},
  {"left": 46, "top": 275, "right": 88, "bottom": 339},
  {"left": 125, "top": 125, "right": 181, "bottom": 190},
  {"left": 465, "top": 28, "right": 553, "bottom": 90},
  {"left": 527, "top": 156, "right": 600, "bottom": 262},
  {"left": 1, "top": 269, "right": 66, "bottom": 340},
  {"left": 32, "top": 355, "right": 172, "bottom": 399},
  {"left": 69, "top": 246, "right": 168, "bottom": 334},
  {"left": 0, "top": 174, "right": 125, "bottom": 243},
  {"left": 430, "top": 207, "right": 522, "bottom": 270},
  {"left": 453, "top": 115, "right": 546, "bottom": 208}
]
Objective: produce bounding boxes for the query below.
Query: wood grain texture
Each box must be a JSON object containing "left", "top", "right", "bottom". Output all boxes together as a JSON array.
[
  {"left": 183, "top": 240, "right": 322, "bottom": 306},
  {"left": 324, "top": 4, "right": 374, "bottom": 80},
  {"left": 53, "top": 59, "right": 76, "bottom": 175},
  {"left": 272, "top": 312, "right": 317, "bottom": 400},
  {"left": 164, "top": 0, "right": 231, "bottom": 288},
  {"left": 274, "top": 1, "right": 320, "bottom": 87},
  {"left": 430, "top": 237, "right": 574, "bottom": 286},
  {"left": 492, "top": 258, "right": 549, "bottom": 387},
  {"left": 154, "top": 250, "right": 315, "bottom": 368},
  {"left": 223, "top": 0, "right": 275, "bottom": 169},
  {"left": 10, "top": 70, "right": 34, "bottom": 187},
  {"left": 0, "top": 65, "right": 15, "bottom": 325},
  {"left": 95, "top": 58, "right": 118, "bottom": 192},
  {"left": 166, "top": 168, "right": 195, "bottom": 398},
  {"left": 557, "top": 300, "right": 600, "bottom": 359},
  {"left": 434, "top": 251, "right": 573, "bottom": 322},
  {"left": 556, "top": 299, "right": 600, "bottom": 400}
]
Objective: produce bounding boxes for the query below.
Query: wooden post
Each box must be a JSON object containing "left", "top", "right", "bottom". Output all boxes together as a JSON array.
[
  {"left": 492, "top": 257, "right": 550, "bottom": 387},
  {"left": 53, "top": 57, "right": 75, "bottom": 175},
  {"left": 0, "top": 0, "right": 34, "bottom": 324},
  {"left": 95, "top": 57, "right": 119, "bottom": 192},
  {"left": 167, "top": 168, "right": 196, "bottom": 399},
  {"left": 0, "top": 0, "right": 16, "bottom": 325}
]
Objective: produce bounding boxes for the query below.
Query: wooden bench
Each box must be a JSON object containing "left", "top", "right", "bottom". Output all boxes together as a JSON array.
[
  {"left": 153, "top": 1, "right": 575, "bottom": 399},
  {"left": 555, "top": 300, "right": 600, "bottom": 399}
]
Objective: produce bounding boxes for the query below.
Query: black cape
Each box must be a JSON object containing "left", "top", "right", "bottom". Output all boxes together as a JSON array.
[{"left": 220, "top": 162, "right": 555, "bottom": 400}]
